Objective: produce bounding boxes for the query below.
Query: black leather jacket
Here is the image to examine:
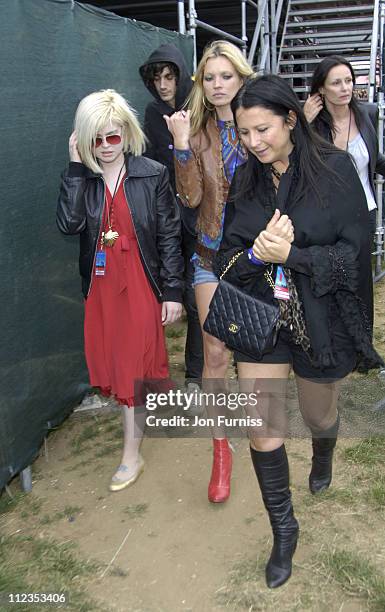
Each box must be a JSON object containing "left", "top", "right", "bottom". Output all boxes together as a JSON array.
[{"left": 57, "top": 154, "right": 184, "bottom": 301}]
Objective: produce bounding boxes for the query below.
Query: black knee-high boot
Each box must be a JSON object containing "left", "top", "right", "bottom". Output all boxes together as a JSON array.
[
  {"left": 250, "top": 445, "right": 299, "bottom": 589},
  {"left": 309, "top": 413, "right": 340, "bottom": 495}
]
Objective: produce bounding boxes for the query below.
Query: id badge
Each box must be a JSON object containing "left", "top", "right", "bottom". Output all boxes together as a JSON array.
[
  {"left": 274, "top": 265, "right": 290, "bottom": 300},
  {"left": 95, "top": 250, "right": 106, "bottom": 276}
]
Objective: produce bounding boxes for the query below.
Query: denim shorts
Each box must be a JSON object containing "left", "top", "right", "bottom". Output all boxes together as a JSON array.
[{"left": 193, "top": 261, "right": 218, "bottom": 286}]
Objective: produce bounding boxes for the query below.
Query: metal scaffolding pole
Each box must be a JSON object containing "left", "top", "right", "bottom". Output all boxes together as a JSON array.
[
  {"left": 178, "top": 0, "right": 186, "bottom": 34},
  {"left": 185, "top": 0, "right": 247, "bottom": 69},
  {"left": 270, "top": 0, "right": 277, "bottom": 72},
  {"left": 248, "top": 0, "right": 268, "bottom": 66},
  {"left": 375, "top": 89, "right": 384, "bottom": 279},
  {"left": 374, "top": 1, "right": 385, "bottom": 281},
  {"left": 369, "top": 0, "right": 380, "bottom": 102},
  {"left": 263, "top": 0, "right": 270, "bottom": 71},
  {"left": 187, "top": 0, "right": 197, "bottom": 69},
  {"left": 241, "top": 0, "right": 248, "bottom": 54}
]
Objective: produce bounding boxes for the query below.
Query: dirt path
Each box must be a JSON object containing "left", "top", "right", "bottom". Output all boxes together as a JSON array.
[{"left": 1, "top": 281, "right": 385, "bottom": 611}]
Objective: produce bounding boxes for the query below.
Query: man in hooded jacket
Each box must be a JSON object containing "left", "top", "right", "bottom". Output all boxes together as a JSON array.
[{"left": 140, "top": 44, "right": 203, "bottom": 397}]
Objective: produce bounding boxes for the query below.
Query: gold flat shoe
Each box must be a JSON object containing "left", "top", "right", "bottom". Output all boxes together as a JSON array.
[{"left": 109, "top": 456, "right": 145, "bottom": 492}]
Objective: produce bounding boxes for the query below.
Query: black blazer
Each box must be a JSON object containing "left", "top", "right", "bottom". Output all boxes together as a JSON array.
[{"left": 313, "top": 102, "right": 385, "bottom": 204}]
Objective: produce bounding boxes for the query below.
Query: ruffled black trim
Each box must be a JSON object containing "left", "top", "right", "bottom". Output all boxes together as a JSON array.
[
  {"left": 310, "top": 347, "right": 338, "bottom": 369},
  {"left": 335, "top": 291, "right": 384, "bottom": 372},
  {"left": 309, "top": 243, "right": 359, "bottom": 297}
]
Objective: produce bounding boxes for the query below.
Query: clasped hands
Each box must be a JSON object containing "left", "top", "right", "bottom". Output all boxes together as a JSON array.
[{"left": 252, "top": 209, "right": 294, "bottom": 264}]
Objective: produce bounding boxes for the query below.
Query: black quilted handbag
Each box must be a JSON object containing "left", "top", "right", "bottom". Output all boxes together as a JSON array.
[{"left": 203, "top": 252, "right": 280, "bottom": 359}]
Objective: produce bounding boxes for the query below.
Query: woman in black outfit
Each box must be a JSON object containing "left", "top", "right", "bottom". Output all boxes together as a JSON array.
[
  {"left": 216, "top": 75, "right": 383, "bottom": 588},
  {"left": 304, "top": 55, "right": 385, "bottom": 237}
]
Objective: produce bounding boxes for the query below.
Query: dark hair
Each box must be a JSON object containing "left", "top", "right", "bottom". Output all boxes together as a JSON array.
[
  {"left": 141, "top": 62, "right": 179, "bottom": 85},
  {"left": 310, "top": 55, "right": 361, "bottom": 137},
  {"left": 231, "top": 74, "right": 340, "bottom": 204}
]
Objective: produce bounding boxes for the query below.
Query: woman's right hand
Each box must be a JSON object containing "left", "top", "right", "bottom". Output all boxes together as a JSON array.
[
  {"left": 265, "top": 209, "right": 294, "bottom": 243},
  {"left": 303, "top": 93, "right": 323, "bottom": 123},
  {"left": 163, "top": 110, "right": 191, "bottom": 150},
  {"left": 69, "top": 131, "right": 82, "bottom": 163}
]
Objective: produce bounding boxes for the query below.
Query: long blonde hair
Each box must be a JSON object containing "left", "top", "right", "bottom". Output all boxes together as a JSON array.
[
  {"left": 74, "top": 89, "right": 145, "bottom": 174},
  {"left": 187, "top": 41, "right": 254, "bottom": 135}
]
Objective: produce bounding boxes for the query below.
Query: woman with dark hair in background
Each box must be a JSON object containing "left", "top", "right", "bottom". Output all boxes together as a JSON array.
[
  {"left": 57, "top": 89, "right": 183, "bottom": 492},
  {"left": 304, "top": 55, "right": 385, "bottom": 238},
  {"left": 217, "top": 74, "right": 382, "bottom": 587},
  {"left": 165, "top": 40, "right": 254, "bottom": 504}
]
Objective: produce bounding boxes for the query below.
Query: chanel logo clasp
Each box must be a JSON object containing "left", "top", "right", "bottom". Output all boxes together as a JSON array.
[{"left": 228, "top": 322, "right": 240, "bottom": 334}]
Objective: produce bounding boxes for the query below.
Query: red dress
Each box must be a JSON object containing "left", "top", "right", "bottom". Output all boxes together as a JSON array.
[{"left": 84, "top": 177, "right": 169, "bottom": 407}]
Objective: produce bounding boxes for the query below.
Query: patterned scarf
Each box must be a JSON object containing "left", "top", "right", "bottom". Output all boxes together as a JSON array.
[
  {"left": 262, "top": 162, "right": 311, "bottom": 354},
  {"left": 217, "top": 119, "right": 247, "bottom": 184}
]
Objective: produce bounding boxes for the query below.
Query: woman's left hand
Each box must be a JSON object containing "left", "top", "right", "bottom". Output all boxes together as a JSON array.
[
  {"left": 161, "top": 301, "right": 182, "bottom": 326},
  {"left": 252, "top": 231, "right": 292, "bottom": 264}
]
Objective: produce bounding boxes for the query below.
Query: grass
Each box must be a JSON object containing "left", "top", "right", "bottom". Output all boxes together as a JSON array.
[
  {"left": 64, "top": 458, "right": 90, "bottom": 473},
  {"left": 94, "top": 442, "right": 121, "bottom": 458},
  {"left": 0, "top": 491, "right": 26, "bottom": 514},
  {"left": 19, "top": 497, "right": 43, "bottom": 520},
  {"left": 0, "top": 534, "right": 105, "bottom": 611},
  {"left": 71, "top": 423, "right": 101, "bottom": 451},
  {"left": 317, "top": 548, "right": 385, "bottom": 610},
  {"left": 40, "top": 505, "right": 83, "bottom": 525},
  {"left": 67, "top": 418, "right": 122, "bottom": 457},
  {"left": 171, "top": 341, "right": 184, "bottom": 353},
  {"left": 368, "top": 476, "right": 385, "bottom": 508},
  {"left": 123, "top": 503, "right": 149, "bottom": 519},
  {"left": 165, "top": 325, "right": 185, "bottom": 339},
  {"left": 373, "top": 328, "right": 385, "bottom": 342},
  {"left": 215, "top": 554, "right": 268, "bottom": 610},
  {"left": 343, "top": 437, "right": 385, "bottom": 467},
  {"left": 304, "top": 486, "right": 356, "bottom": 507}
]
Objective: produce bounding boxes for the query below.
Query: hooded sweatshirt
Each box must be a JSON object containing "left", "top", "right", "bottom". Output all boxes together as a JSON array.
[
  {"left": 139, "top": 44, "right": 192, "bottom": 189},
  {"left": 139, "top": 44, "right": 196, "bottom": 239}
]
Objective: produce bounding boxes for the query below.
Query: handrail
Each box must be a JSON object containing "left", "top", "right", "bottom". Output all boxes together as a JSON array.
[
  {"left": 195, "top": 19, "right": 246, "bottom": 47},
  {"left": 247, "top": 0, "right": 269, "bottom": 65}
]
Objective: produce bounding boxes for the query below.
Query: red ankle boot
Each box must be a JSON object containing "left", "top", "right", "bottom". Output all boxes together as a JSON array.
[{"left": 208, "top": 438, "right": 232, "bottom": 503}]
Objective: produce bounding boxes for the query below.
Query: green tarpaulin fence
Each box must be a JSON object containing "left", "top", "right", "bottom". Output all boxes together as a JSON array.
[{"left": 0, "top": 0, "right": 193, "bottom": 489}]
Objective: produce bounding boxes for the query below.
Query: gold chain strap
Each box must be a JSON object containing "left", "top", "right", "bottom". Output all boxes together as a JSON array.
[
  {"left": 219, "top": 251, "right": 243, "bottom": 279},
  {"left": 220, "top": 250, "right": 275, "bottom": 290},
  {"left": 264, "top": 268, "right": 275, "bottom": 290}
]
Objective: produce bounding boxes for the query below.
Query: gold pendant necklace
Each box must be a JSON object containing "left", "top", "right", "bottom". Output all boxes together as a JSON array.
[
  {"left": 102, "top": 229, "right": 120, "bottom": 247},
  {"left": 101, "top": 161, "right": 125, "bottom": 247}
]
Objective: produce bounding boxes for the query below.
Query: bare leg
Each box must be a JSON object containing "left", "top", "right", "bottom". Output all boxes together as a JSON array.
[
  {"left": 195, "top": 281, "right": 231, "bottom": 501},
  {"left": 109, "top": 405, "right": 146, "bottom": 492},
  {"left": 195, "top": 281, "right": 230, "bottom": 434}
]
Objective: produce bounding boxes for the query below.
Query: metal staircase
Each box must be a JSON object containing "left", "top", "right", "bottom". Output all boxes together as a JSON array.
[{"left": 277, "top": 0, "right": 377, "bottom": 99}]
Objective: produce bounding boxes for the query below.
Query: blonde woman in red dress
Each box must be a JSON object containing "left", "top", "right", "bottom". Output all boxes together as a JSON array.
[{"left": 57, "top": 89, "right": 183, "bottom": 491}]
